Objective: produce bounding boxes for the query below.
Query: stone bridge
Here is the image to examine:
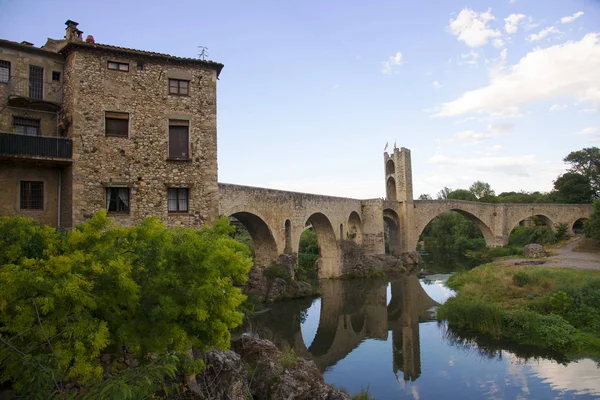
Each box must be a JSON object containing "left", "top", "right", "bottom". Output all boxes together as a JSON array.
[{"left": 219, "top": 147, "right": 592, "bottom": 278}]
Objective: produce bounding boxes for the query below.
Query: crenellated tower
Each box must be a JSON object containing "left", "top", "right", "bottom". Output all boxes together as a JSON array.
[{"left": 384, "top": 147, "right": 413, "bottom": 203}]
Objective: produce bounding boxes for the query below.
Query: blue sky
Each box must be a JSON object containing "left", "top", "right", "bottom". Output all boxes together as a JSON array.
[{"left": 2, "top": 0, "right": 599, "bottom": 199}]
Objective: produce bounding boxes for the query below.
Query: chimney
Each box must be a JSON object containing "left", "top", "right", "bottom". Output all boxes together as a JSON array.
[
  {"left": 85, "top": 35, "right": 95, "bottom": 44},
  {"left": 20, "top": 41, "right": 34, "bottom": 46},
  {"left": 65, "top": 20, "right": 83, "bottom": 42}
]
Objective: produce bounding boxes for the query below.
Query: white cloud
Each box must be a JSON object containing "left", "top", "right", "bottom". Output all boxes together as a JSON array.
[
  {"left": 549, "top": 104, "right": 568, "bottom": 111},
  {"left": 432, "top": 80, "right": 441, "bottom": 88},
  {"left": 449, "top": 8, "right": 502, "bottom": 47},
  {"left": 434, "top": 33, "right": 600, "bottom": 117},
  {"left": 486, "top": 144, "right": 504, "bottom": 151},
  {"left": 382, "top": 51, "right": 403, "bottom": 74},
  {"left": 528, "top": 26, "right": 561, "bottom": 41},
  {"left": 561, "top": 11, "right": 584, "bottom": 24},
  {"left": 509, "top": 0, "right": 517, "bottom": 3},
  {"left": 575, "top": 127, "right": 600, "bottom": 135},
  {"left": 455, "top": 130, "right": 489, "bottom": 141},
  {"left": 429, "top": 153, "right": 537, "bottom": 176},
  {"left": 452, "top": 123, "right": 513, "bottom": 145},
  {"left": 459, "top": 50, "right": 480, "bottom": 66},
  {"left": 488, "top": 122, "right": 514, "bottom": 135},
  {"left": 493, "top": 38, "right": 505, "bottom": 48},
  {"left": 504, "top": 13, "right": 525, "bottom": 34}
]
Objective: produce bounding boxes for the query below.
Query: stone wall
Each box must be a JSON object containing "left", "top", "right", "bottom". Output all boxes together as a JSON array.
[
  {"left": 0, "top": 160, "right": 61, "bottom": 226},
  {"left": 0, "top": 43, "right": 63, "bottom": 135},
  {"left": 62, "top": 47, "right": 220, "bottom": 228}
]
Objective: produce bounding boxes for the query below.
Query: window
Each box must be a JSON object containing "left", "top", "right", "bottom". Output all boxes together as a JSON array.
[
  {"left": 0, "top": 60, "right": 9, "bottom": 83},
  {"left": 105, "top": 111, "right": 129, "bottom": 137},
  {"left": 137, "top": 62, "right": 144, "bottom": 71},
  {"left": 52, "top": 71, "right": 61, "bottom": 81},
  {"left": 13, "top": 117, "right": 40, "bottom": 136},
  {"left": 169, "top": 79, "right": 189, "bottom": 96},
  {"left": 107, "top": 61, "right": 129, "bottom": 72},
  {"left": 167, "top": 188, "right": 189, "bottom": 212},
  {"left": 20, "top": 181, "right": 43, "bottom": 210},
  {"left": 168, "top": 119, "right": 189, "bottom": 159},
  {"left": 106, "top": 187, "right": 130, "bottom": 213}
]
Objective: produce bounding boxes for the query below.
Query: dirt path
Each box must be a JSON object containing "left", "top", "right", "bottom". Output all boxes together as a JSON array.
[{"left": 499, "top": 236, "right": 600, "bottom": 270}]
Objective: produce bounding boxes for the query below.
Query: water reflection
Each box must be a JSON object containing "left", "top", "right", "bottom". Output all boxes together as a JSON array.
[
  {"left": 243, "top": 274, "right": 600, "bottom": 398},
  {"left": 246, "top": 275, "right": 438, "bottom": 380}
]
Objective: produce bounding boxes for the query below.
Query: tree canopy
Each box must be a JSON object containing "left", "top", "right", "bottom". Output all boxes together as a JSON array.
[
  {"left": 564, "top": 147, "right": 600, "bottom": 198},
  {"left": 0, "top": 212, "right": 252, "bottom": 397},
  {"left": 553, "top": 172, "right": 594, "bottom": 204}
]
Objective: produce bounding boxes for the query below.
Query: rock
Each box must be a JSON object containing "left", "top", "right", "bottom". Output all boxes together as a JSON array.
[
  {"left": 279, "top": 253, "right": 298, "bottom": 280},
  {"left": 523, "top": 243, "right": 548, "bottom": 258},
  {"left": 231, "top": 336, "right": 350, "bottom": 400},
  {"left": 293, "top": 281, "right": 314, "bottom": 297},
  {"left": 340, "top": 240, "right": 406, "bottom": 277},
  {"left": 192, "top": 348, "right": 251, "bottom": 400}
]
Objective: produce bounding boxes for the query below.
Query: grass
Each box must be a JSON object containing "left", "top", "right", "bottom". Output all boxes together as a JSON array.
[
  {"left": 438, "top": 264, "right": 600, "bottom": 359},
  {"left": 280, "top": 343, "right": 297, "bottom": 369},
  {"left": 352, "top": 386, "right": 375, "bottom": 400}
]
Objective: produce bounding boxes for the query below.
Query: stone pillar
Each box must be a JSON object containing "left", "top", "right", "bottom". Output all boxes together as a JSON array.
[{"left": 361, "top": 199, "right": 385, "bottom": 255}]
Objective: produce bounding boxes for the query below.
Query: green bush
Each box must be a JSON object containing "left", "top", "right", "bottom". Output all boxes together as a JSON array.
[
  {"left": 555, "top": 223, "right": 569, "bottom": 241},
  {"left": 513, "top": 270, "right": 539, "bottom": 287},
  {"left": 0, "top": 213, "right": 252, "bottom": 398},
  {"left": 264, "top": 262, "right": 291, "bottom": 281},
  {"left": 509, "top": 226, "right": 557, "bottom": 246}
]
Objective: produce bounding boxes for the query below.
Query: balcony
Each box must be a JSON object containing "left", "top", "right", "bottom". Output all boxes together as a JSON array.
[
  {"left": 5, "top": 76, "right": 63, "bottom": 112},
  {"left": 0, "top": 132, "right": 72, "bottom": 159}
]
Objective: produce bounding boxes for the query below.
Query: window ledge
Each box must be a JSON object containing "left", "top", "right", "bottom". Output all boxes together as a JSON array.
[
  {"left": 107, "top": 212, "right": 130, "bottom": 216},
  {"left": 166, "top": 158, "right": 192, "bottom": 162},
  {"left": 168, "top": 211, "right": 189, "bottom": 215}
]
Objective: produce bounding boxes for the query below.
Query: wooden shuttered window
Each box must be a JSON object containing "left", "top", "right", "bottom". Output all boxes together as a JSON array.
[
  {"left": 20, "top": 181, "right": 43, "bottom": 210},
  {"left": 105, "top": 112, "right": 129, "bottom": 137},
  {"left": 168, "top": 119, "right": 189, "bottom": 159}
]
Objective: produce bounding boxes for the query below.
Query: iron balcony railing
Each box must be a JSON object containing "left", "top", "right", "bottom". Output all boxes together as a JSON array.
[
  {"left": 0, "top": 132, "right": 72, "bottom": 159},
  {"left": 6, "top": 76, "right": 63, "bottom": 104}
]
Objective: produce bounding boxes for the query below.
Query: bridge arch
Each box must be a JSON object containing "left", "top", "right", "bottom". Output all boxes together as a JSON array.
[
  {"left": 417, "top": 208, "right": 495, "bottom": 249},
  {"left": 305, "top": 212, "right": 340, "bottom": 278},
  {"left": 507, "top": 213, "right": 557, "bottom": 238},
  {"left": 228, "top": 211, "right": 278, "bottom": 268},
  {"left": 384, "top": 208, "right": 402, "bottom": 255},
  {"left": 572, "top": 218, "right": 589, "bottom": 234},
  {"left": 347, "top": 211, "right": 364, "bottom": 245}
]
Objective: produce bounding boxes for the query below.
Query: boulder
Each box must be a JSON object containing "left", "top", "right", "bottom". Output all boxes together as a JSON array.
[
  {"left": 232, "top": 336, "right": 350, "bottom": 400},
  {"left": 523, "top": 243, "right": 548, "bottom": 258},
  {"left": 192, "top": 348, "right": 251, "bottom": 400}
]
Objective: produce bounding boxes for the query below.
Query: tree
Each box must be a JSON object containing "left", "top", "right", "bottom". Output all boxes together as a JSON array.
[
  {"left": 447, "top": 189, "right": 477, "bottom": 201},
  {"left": 418, "top": 194, "right": 432, "bottom": 200},
  {"left": 553, "top": 172, "right": 593, "bottom": 204},
  {"left": 437, "top": 187, "right": 452, "bottom": 200},
  {"left": 563, "top": 147, "right": 600, "bottom": 198},
  {"left": 469, "top": 181, "right": 495, "bottom": 200},
  {"left": 0, "top": 212, "right": 252, "bottom": 397},
  {"left": 588, "top": 199, "right": 600, "bottom": 243}
]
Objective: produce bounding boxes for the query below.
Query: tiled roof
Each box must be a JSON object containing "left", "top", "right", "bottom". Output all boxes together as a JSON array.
[{"left": 61, "top": 41, "right": 224, "bottom": 76}]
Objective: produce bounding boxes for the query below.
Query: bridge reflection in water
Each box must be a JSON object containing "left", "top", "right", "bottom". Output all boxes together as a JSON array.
[{"left": 243, "top": 274, "right": 438, "bottom": 382}]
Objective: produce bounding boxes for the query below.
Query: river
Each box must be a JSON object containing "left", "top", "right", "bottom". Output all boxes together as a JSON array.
[{"left": 243, "top": 273, "right": 600, "bottom": 399}]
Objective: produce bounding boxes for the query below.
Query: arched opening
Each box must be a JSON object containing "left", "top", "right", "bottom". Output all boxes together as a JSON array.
[
  {"left": 384, "top": 209, "right": 402, "bottom": 255},
  {"left": 347, "top": 211, "right": 364, "bottom": 244},
  {"left": 340, "top": 224, "right": 344, "bottom": 240},
  {"left": 509, "top": 214, "right": 557, "bottom": 247},
  {"left": 386, "top": 159, "right": 395, "bottom": 176},
  {"left": 417, "top": 210, "right": 492, "bottom": 269},
  {"left": 304, "top": 213, "right": 340, "bottom": 278},
  {"left": 386, "top": 177, "right": 397, "bottom": 201},
  {"left": 298, "top": 225, "right": 319, "bottom": 283},
  {"left": 284, "top": 219, "right": 292, "bottom": 253},
  {"left": 229, "top": 212, "right": 278, "bottom": 268},
  {"left": 573, "top": 218, "right": 589, "bottom": 235}
]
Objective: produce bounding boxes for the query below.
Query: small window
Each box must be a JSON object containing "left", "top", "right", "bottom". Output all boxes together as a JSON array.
[
  {"left": 106, "top": 187, "right": 130, "bottom": 213},
  {"left": 107, "top": 61, "right": 129, "bottom": 72},
  {"left": 0, "top": 60, "right": 10, "bottom": 83},
  {"left": 13, "top": 116, "right": 40, "bottom": 136},
  {"left": 168, "top": 79, "right": 189, "bottom": 96},
  {"left": 20, "top": 181, "right": 43, "bottom": 210},
  {"left": 137, "top": 62, "right": 144, "bottom": 71},
  {"left": 105, "top": 111, "right": 129, "bottom": 137},
  {"left": 168, "top": 119, "right": 189, "bottom": 159},
  {"left": 52, "top": 71, "right": 61, "bottom": 81},
  {"left": 167, "top": 188, "right": 189, "bottom": 212}
]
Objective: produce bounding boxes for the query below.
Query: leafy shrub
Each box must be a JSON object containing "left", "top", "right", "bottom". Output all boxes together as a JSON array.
[
  {"left": 509, "top": 226, "right": 557, "bottom": 246},
  {"left": 264, "top": 262, "right": 291, "bottom": 281},
  {"left": 513, "top": 270, "right": 539, "bottom": 287},
  {"left": 554, "top": 223, "right": 569, "bottom": 241},
  {"left": 0, "top": 213, "right": 252, "bottom": 397},
  {"left": 280, "top": 343, "right": 297, "bottom": 369}
]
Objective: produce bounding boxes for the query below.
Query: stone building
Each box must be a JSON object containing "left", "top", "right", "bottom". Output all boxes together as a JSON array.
[{"left": 0, "top": 20, "right": 223, "bottom": 229}]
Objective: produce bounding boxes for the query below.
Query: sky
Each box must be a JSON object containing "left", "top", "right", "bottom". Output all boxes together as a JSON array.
[{"left": 1, "top": 0, "right": 599, "bottom": 199}]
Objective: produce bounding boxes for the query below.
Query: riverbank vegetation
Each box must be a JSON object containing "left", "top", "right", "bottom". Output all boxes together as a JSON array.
[
  {"left": 438, "top": 264, "right": 600, "bottom": 358},
  {"left": 0, "top": 213, "right": 252, "bottom": 398}
]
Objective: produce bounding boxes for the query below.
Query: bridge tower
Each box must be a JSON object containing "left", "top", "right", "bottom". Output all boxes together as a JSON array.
[
  {"left": 384, "top": 147, "right": 415, "bottom": 253},
  {"left": 384, "top": 147, "right": 414, "bottom": 203}
]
